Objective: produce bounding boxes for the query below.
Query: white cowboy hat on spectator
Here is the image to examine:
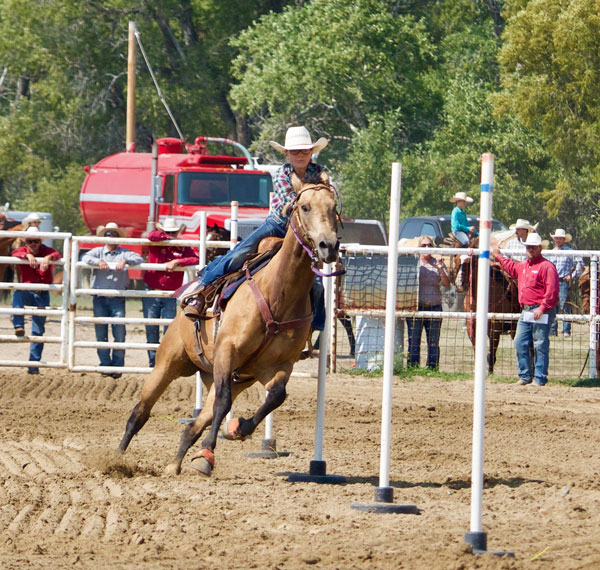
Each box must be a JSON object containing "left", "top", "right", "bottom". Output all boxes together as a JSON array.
[
  {"left": 524, "top": 232, "right": 543, "bottom": 246},
  {"left": 509, "top": 218, "right": 538, "bottom": 232},
  {"left": 269, "top": 126, "right": 329, "bottom": 154},
  {"left": 0, "top": 202, "right": 9, "bottom": 216},
  {"left": 96, "top": 222, "right": 126, "bottom": 237},
  {"left": 449, "top": 191, "right": 473, "bottom": 204},
  {"left": 156, "top": 218, "right": 186, "bottom": 235},
  {"left": 25, "top": 226, "right": 40, "bottom": 235},
  {"left": 23, "top": 212, "right": 42, "bottom": 225},
  {"left": 550, "top": 228, "right": 572, "bottom": 242}
]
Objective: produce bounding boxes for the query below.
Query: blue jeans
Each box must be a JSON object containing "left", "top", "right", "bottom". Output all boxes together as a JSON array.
[
  {"left": 406, "top": 303, "right": 442, "bottom": 369},
  {"left": 142, "top": 294, "right": 177, "bottom": 366},
  {"left": 12, "top": 290, "right": 49, "bottom": 366},
  {"left": 200, "top": 216, "right": 286, "bottom": 286},
  {"left": 514, "top": 307, "right": 557, "bottom": 385},
  {"left": 310, "top": 276, "right": 326, "bottom": 332},
  {"left": 550, "top": 281, "right": 570, "bottom": 335},
  {"left": 453, "top": 231, "right": 470, "bottom": 246},
  {"left": 93, "top": 296, "right": 126, "bottom": 368}
]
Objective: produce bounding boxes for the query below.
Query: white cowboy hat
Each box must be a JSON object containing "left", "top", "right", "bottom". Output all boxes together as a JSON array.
[
  {"left": 23, "top": 212, "right": 42, "bottom": 225},
  {"left": 449, "top": 191, "right": 473, "bottom": 204},
  {"left": 524, "top": 232, "right": 543, "bottom": 246},
  {"left": 25, "top": 226, "right": 40, "bottom": 235},
  {"left": 509, "top": 218, "right": 537, "bottom": 231},
  {"left": 269, "top": 126, "right": 329, "bottom": 154},
  {"left": 550, "top": 228, "right": 572, "bottom": 242},
  {"left": 96, "top": 222, "right": 126, "bottom": 237},
  {"left": 156, "top": 218, "right": 186, "bottom": 235}
]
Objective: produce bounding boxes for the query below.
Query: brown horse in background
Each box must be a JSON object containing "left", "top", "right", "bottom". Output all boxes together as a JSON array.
[
  {"left": 0, "top": 218, "right": 24, "bottom": 298},
  {"left": 453, "top": 238, "right": 520, "bottom": 373},
  {"left": 118, "top": 172, "right": 340, "bottom": 477}
]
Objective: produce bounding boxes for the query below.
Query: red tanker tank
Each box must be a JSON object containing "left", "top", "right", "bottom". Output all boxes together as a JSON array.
[{"left": 80, "top": 136, "right": 273, "bottom": 242}]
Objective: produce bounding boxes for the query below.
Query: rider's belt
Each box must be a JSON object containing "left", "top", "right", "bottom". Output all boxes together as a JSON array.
[{"left": 521, "top": 304, "right": 540, "bottom": 311}]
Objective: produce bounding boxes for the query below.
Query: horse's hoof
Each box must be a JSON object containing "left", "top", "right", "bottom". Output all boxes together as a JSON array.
[
  {"left": 190, "top": 449, "right": 214, "bottom": 477},
  {"left": 221, "top": 417, "right": 248, "bottom": 441},
  {"left": 164, "top": 463, "right": 181, "bottom": 476}
]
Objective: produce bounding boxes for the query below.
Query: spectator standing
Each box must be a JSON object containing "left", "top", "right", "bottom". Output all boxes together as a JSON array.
[
  {"left": 143, "top": 218, "right": 198, "bottom": 366},
  {"left": 406, "top": 235, "right": 451, "bottom": 370},
  {"left": 11, "top": 227, "right": 61, "bottom": 375},
  {"left": 82, "top": 223, "right": 143, "bottom": 378},
  {"left": 450, "top": 192, "right": 477, "bottom": 246},
  {"left": 492, "top": 233, "right": 559, "bottom": 386},
  {"left": 504, "top": 219, "right": 537, "bottom": 262},
  {"left": 546, "top": 228, "right": 584, "bottom": 338}
]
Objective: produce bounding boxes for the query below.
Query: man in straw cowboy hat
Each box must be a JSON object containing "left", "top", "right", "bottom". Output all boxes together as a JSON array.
[
  {"left": 143, "top": 218, "right": 198, "bottom": 367},
  {"left": 492, "top": 233, "right": 559, "bottom": 386},
  {"left": 182, "top": 125, "right": 329, "bottom": 326},
  {"left": 82, "top": 222, "right": 144, "bottom": 378},
  {"left": 546, "top": 228, "right": 584, "bottom": 338},
  {"left": 449, "top": 191, "right": 477, "bottom": 246},
  {"left": 503, "top": 218, "right": 539, "bottom": 262}
]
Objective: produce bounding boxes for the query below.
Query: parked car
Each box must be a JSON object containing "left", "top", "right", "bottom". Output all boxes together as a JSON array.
[
  {"left": 339, "top": 218, "right": 387, "bottom": 246},
  {"left": 398, "top": 214, "right": 507, "bottom": 244}
]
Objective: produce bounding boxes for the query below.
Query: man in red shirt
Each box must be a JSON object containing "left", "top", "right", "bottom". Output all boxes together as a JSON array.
[
  {"left": 143, "top": 219, "right": 198, "bottom": 367},
  {"left": 11, "top": 227, "right": 62, "bottom": 374},
  {"left": 492, "top": 232, "right": 559, "bottom": 386}
]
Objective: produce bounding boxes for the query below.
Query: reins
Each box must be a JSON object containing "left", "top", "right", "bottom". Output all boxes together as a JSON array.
[{"left": 288, "top": 183, "right": 345, "bottom": 277}]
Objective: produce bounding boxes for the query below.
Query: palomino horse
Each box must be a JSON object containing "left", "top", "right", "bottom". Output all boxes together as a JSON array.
[
  {"left": 453, "top": 237, "right": 520, "bottom": 373},
  {"left": 118, "top": 171, "right": 340, "bottom": 477}
]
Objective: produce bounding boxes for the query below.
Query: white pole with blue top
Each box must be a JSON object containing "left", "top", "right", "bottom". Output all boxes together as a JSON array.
[{"left": 465, "top": 153, "right": 494, "bottom": 553}]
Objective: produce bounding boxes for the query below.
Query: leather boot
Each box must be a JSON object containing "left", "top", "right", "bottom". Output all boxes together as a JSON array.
[{"left": 183, "top": 295, "right": 207, "bottom": 320}]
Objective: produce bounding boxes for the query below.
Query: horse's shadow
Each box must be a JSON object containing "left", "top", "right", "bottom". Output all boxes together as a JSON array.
[{"left": 278, "top": 472, "right": 544, "bottom": 489}]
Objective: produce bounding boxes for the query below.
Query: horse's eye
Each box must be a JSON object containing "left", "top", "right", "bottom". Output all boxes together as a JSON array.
[{"left": 301, "top": 204, "right": 310, "bottom": 213}]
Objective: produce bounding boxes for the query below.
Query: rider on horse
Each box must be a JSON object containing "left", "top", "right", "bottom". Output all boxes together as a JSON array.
[{"left": 182, "top": 126, "right": 330, "bottom": 323}]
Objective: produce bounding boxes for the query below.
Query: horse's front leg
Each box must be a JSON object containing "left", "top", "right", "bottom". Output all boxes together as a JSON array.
[
  {"left": 188, "top": 372, "right": 234, "bottom": 477},
  {"left": 223, "top": 370, "right": 289, "bottom": 441}
]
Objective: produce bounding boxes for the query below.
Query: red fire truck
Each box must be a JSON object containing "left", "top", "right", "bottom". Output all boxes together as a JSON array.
[{"left": 80, "top": 136, "right": 273, "bottom": 243}]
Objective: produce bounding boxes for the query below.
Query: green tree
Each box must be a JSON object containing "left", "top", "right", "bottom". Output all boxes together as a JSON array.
[{"left": 497, "top": 0, "right": 600, "bottom": 246}]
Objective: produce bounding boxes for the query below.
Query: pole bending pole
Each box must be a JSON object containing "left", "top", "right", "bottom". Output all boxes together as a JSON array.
[
  {"left": 465, "top": 153, "right": 494, "bottom": 553},
  {"left": 351, "top": 163, "right": 417, "bottom": 514}
]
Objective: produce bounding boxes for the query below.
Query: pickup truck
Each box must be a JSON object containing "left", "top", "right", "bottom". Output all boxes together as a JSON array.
[{"left": 398, "top": 214, "right": 507, "bottom": 243}]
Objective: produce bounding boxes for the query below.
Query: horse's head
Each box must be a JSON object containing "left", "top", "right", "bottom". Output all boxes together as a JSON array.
[{"left": 290, "top": 171, "right": 340, "bottom": 264}]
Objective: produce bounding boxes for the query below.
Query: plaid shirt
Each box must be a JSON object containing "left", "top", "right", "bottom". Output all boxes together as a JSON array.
[
  {"left": 504, "top": 236, "right": 526, "bottom": 261},
  {"left": 546, "top": 245, "right": 584, "bottom": 280},
  {"left": 270, "top": 162, "right": 326, "bottom": 226}
]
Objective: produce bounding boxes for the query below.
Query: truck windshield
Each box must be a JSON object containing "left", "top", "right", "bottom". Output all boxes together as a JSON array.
[{"left": 177, "top": 172, "right": 272, "bottom": 207}]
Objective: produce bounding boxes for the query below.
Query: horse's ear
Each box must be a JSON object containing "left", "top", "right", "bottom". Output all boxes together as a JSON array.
[{"left": 318, "top": 171, "right": 330, "bottom": 185}]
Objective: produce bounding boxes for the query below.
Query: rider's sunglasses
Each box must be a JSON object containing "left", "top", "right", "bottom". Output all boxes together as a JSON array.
[
  {"left": 289, "top": 148, "right": 312, "bottom": 156},
  {"left": 420, "top": 243, "right": 432, "bottom": 247},
  {"left": 104, "top": 231, "right": 119, "bottom": 237}
]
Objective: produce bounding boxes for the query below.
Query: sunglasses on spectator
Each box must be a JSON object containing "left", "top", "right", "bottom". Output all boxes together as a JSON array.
[
  {"left": 289, "top": 148, "right": 313, "bottom": 156},
  {"left": 420, "top": 243, "right": 432, "bottom": 247},
  {"left": 104, "top": 231, "right": 119, "bottom": 237},
  {"left": 26, "top": 239, "right": 41, "bottom": 244},
  {"left": 525, "top": 245, "right": 539, "bottom": 250}
]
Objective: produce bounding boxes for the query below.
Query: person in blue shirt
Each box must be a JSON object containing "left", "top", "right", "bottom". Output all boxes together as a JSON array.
[{"left": 450, "top": 192, "right": 477, "bottom": 246}]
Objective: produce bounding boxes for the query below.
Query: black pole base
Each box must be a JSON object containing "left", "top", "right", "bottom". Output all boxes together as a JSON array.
[
  {"left": 350, "top": 486, "right": 419, "bottom": 514},
  {"left": 245, "top": 438, "right": 292, "bottom": 459},
  {"left": 287, "top": 460, "right": 346, "bottom": 484},
  {"left": 465, "top": 531, "right": 514, "bottom": 557}
]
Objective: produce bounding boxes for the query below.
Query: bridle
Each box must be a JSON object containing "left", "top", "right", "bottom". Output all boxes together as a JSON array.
[{"left": 288, "top": 183, "right": 345, "bottom": 277}]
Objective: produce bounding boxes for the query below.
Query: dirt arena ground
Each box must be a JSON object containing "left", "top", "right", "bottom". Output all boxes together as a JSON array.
[{"left": 1, "top": 347, "right": 600, "bottom": 570}]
